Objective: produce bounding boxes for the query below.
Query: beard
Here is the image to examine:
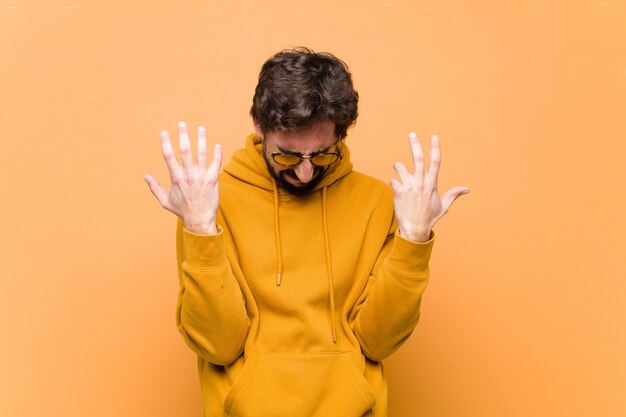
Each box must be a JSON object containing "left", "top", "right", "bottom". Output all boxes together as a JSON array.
[{"left": 262, "top": 152, "right": 327, "bottom": 196}]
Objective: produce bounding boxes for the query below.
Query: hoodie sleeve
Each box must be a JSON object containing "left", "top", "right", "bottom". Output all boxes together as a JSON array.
[
  {"left": 175, "top": 218, "right": 250, "bottom": 366},
  {"left": 349, "top": 222, "right": 434, "bottom": 362}
]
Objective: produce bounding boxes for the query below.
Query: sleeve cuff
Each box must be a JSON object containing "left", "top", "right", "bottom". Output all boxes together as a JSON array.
[
  {"left": 386, "top": 231, "right": 435, "bottom": 274},
  {"left": 182, "top": 225, "right": 228, "bottom": 269}
]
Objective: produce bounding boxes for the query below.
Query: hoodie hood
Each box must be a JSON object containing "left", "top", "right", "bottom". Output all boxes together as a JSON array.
[{"left": 223, "top": 133, "right": 353, "bottom": 194}]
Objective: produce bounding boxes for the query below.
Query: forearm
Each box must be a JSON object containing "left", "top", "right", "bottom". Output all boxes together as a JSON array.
[
  {"left": 351, "top": 232, "right": 433, "bottom": 361},
  {"left": 176, "top": 220, "right": 249, "bottom": 365}
]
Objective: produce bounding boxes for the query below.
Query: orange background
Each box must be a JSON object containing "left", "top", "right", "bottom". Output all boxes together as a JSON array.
[{"left": 1, "top": 1, "right": 625, "bottom": 416}]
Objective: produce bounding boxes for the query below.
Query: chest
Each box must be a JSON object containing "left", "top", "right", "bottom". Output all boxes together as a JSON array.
[{"left": 218, "top": 186, "right": 376, "bottom": 307}]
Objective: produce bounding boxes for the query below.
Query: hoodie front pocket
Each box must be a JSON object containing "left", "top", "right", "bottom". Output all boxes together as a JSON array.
[{"left": 224, "top": 351, "right": 376, "bottom": 417}]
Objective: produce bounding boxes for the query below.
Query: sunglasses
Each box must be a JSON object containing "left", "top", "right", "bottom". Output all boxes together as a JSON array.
[{"left": 271, "top": 146, "right": 343, "bottom": 167}]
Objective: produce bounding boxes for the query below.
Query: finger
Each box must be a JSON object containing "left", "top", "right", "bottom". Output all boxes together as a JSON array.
[
  {"left": 389, "top": 178, "right": 402, "bottom": 195},
  {"left": 160, "top": 130, "right": 182, "bottom": 181},
  {"left": 206, "top": 144, "right": 222, "bottom": 182},
  {"left": 143, "top": 174, "right": 169, "bottom": 209},
  {"left": 197, "top": 125, "right": 207, "bottom": 172},
  {"left": 393, "top": 162, "right": 413, "bottom": 186},
  {"left": 177, "top": 121, "right": 195, "bottom": 174},
  {"left": 441, "top": 186, "right": 469, "bottom": 213},
  {"left": 409, "top": 132, "right": 424, "bottom": 187},
  {"left": 425, "top": 135, "right": 441, "bottom": 190}
]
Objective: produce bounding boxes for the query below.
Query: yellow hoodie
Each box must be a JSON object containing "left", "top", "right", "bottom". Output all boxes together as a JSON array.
[{"left": 175, "top": 134, "right": 434, "bottom": 417}]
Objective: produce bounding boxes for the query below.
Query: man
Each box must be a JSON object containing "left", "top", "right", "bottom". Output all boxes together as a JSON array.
[{"left": 144, "top": 47, "right": 468, "bottom": 417}]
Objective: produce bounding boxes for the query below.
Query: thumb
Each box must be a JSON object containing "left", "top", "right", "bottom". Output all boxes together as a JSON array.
[
  {"left": 441, "top": 186, "right": 469, "bottom": 212},
  {"left": 144, "top": 174, "right": 169, "bottom": 208}
]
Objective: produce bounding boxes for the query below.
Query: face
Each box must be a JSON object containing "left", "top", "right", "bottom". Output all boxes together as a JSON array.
[{"left": 257, "top": 120, "right": 339, "bottom": 196}]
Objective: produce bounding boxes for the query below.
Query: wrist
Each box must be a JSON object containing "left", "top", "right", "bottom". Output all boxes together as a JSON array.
[
  {"left": 183, "top": 219, "right": 217, "bottom": 236},
  {"left": 398, "top": 227, "right": 431, "bottom": 243}
]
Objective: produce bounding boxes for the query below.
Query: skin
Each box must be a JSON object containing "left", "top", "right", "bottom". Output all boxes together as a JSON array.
[
  {"left": 390, "top": 132, "right": 470, "bottom": 242},
  {"left": 144, "top": 120, "right": 469, "bottom": 242},
  {"left": 144, "top": 122, "right": 221, "bottom": 235},
  {"left": 257, "top": 120, "right": 338, "bottom": 196}
]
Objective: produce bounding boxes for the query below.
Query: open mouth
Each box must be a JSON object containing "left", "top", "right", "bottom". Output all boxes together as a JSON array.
[{"left": 284, "top": 171, "right": 305, "bottom": 185}]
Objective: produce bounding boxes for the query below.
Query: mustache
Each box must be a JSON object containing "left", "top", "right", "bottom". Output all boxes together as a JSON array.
[{"left": 280, "top": 167, "right": 324, "bottom": 182}]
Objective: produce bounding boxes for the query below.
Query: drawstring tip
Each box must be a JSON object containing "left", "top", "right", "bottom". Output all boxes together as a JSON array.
[
  {"left": 277, "top": 272, "right": 282, "bottom": 286},
  {"left": 332, "top": 329, "right": 337, "bottom": 343}
]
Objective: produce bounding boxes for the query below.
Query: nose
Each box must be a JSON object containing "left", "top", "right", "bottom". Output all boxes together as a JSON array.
[{"left": 293, "top": 159, "right": 314, "bottom": 183}]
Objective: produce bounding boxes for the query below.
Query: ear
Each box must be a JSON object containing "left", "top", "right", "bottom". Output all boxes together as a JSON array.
[{"left": 252, "top": 118, "right": 263, "bottom": 138}]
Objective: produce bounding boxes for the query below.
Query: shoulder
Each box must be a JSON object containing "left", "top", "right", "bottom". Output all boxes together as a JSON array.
[
  {"left": 342, "top": 171, "right": 392, "bottom": 196},
  {"left": 333, "top": 171, "right": 394, "bottom": 210}
]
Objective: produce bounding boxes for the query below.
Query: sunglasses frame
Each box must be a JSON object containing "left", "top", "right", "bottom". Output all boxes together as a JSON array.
[{"left": 270, "top": 147, "right": 344, "bottom": 167}]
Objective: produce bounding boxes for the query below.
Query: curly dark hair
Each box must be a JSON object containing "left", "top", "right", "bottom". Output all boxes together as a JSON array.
[{"left": 250, "top": 47, "right": 359, "bottom": 139}]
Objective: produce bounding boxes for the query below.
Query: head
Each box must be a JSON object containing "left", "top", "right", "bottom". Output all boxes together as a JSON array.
[
  {"left": 259, "top": 120, "right": 341, "bottom": 196},
  {"left": 251, "top": 47, "right": 358, "bottom": 195}
]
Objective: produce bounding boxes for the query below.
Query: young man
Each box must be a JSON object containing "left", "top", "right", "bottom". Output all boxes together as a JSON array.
[{"left": 144, "top": 47, "right": 468, "bottom": 417}]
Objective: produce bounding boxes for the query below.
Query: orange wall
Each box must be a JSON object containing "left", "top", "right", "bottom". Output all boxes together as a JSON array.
[{"left": 1, "top": 1, "right": 624, "bottom": 416}]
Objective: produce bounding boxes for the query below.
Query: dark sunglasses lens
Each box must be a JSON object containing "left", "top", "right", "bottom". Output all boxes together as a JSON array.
[{"left": 273, "top": 154, "right": 301, "bottom": 166}]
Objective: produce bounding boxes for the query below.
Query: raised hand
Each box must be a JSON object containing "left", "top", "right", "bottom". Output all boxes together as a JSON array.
[
  {"left": 144, "top": 121, "right": 222, "bottom": 235},
  {"left": 390, "top": 132, "right": 469, "bottom": 242}
]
